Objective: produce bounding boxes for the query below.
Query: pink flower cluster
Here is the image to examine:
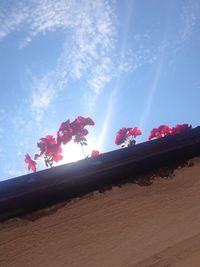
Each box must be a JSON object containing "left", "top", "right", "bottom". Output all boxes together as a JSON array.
[
  {"left": 148, "top": 124, "right": 191, "bottom": 140},
  {"left": 115, "top": 127, "right": 142, "bottom": 146},
  {"left": 57, "top": 116, "right": 94, "bottom": 145},
  {"left": 115, "top": 123, "right": 192, "bottom": 147},
  {"left": 25, "top": 116, "right": 95, "bottom": 172},
  {"left": 25, "top": 119, "right": 192, "bottom": 174},
  {"left": 91, "top": 150, "right": 101, "bottom": 157}
]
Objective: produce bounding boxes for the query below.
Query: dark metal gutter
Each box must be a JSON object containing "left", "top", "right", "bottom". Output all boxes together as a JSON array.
[{"left": 1, "top": 126, "right": 200, "bottom": 222}]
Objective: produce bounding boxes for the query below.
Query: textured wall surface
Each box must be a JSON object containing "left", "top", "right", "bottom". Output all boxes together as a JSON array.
[{"left": 1, "top": 157, "right": 200, "bottom": 267}]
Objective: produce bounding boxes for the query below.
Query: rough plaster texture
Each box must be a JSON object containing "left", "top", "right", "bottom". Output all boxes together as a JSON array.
[{"left": 1, "top": 157, "right": 200, "bottom": 267}]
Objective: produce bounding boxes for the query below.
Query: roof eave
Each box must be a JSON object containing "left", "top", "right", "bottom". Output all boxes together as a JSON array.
[{"left": 1, "top": 126, "right": 200, "bottom": 222}]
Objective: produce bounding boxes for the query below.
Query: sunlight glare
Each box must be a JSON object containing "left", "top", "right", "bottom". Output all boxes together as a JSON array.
[{"left": 56, "top": 136, "right": 100, "bottom": 166}]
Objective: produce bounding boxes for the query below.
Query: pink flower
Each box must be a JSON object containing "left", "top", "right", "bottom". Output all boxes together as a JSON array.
[
  {"left": 58, "top": 119, "right": 70, "bottom": 131},
  {"left": 57, "top": 119, "right": 74, "bottom": 145},
  {"left": 35, "top": 135, "right": 63, "bottom": 164},
  {"left": 118, "top": 128, "right": 132, "bottom": 137},
  {"left": 115, "top": 128, "right": 131, "bottom": 145},
  {"left": 91, "top": 150, "right": 101, "bottom": 157},
  {"left": 115, "top": 133, "right": 126, "bottom": 145},
  {"left": 76, "top": 116, "right": 95, "bottom": 127},
  {"left": 57, "top": 116, "right": 94, "bottom": 146},
  {"left": 115, "top": 127, "right": 142, "bottom": 146},
  {"left": 128, "top": 127, "right": 142, "bottom": 137},
  {"left": 24, "top": 154, "right": 37, "bottom": 172},
  {"left": 51, "top": 152, "right": 63, "bottom": 162},
  {"left": 57, "top": 130, "right": 72, "bottom": 145},
  {"left": 69, "top": 119, "right": 82, "bottom": 135},
  {"left": 171, "top": 124, "right": 191, "bottom": 135},
  {"left": 149, "top": 125, "right": 171, "bottom": 140},
  {"left": 149, "top": 124, "right": 192, "bottom": 140}
]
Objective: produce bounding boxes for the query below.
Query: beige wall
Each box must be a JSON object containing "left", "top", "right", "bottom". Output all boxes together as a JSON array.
[{"left": 1, "top": 157, "right": 200, "bottom": 267}]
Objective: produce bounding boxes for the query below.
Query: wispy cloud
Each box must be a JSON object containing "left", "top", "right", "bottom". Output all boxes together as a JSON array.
[
  {"left": 0, "top": 0, "right": 73, "bottom": 43},
  {"left": 28, "top": 70, "right": 60, "bottom": 122},
  {"left": 0, "top": 1, "right": 28, "bottom": 40},
  {"left": 0, "top": 0, "right": 117, "bottom": 116},
  {"left": 179, "top": 1, "right": 197, "bottom": 42},
  {"left": 9, "top": 0, "right": 116, "bottom": 119},
  {"left": 57, "top": 0, "right": 116, "bottom": 109},
  {"left": 1, "top": 0, "right": 163, "bottom": 127}
]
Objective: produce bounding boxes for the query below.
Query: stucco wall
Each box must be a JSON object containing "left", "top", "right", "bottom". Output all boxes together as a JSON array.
[{"left": 1, "top": 157, "right": 200, "bottom": 267}]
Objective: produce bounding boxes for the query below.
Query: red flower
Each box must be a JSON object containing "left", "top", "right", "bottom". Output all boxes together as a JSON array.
[
  {"left": 171, "top": 124, "right": 191, "bottom": 135},
  {"left": 80, "top": 128, "right": 89, "bottom": 136},
  {"left": 24, "top": 153, "right": 37, "bottom": 172},
  {"left": 118, "top": 127, "right": 132, "bottom": 136},
  {"left": 128, "top": 127, "right": 142, "bottom": 137},
  {"left": 37, "top": 135, "right": 56, "bottom": 154},
  {"left": 57, "top": 116, "right": 94, "bottom": 146},
  {"left": 68, "top": 119, "right": 81, "bottom": 135},
  {"left": 115, "top": 133, "right": 126, "bottom": 145},
  {"left": 25, "top": 115, "right": 95, "bottom": 170},
  {"left": 35, "top": 135, "right": 63, "bottom": 164},
  {"left": 91, "top": 150, "right": 101, "bottom": 157},
  {"left": 149, "top": 125, "right": 171, "bottom": 140},
  {"left": 57, "top": 130, "right": 72, "bottom": 145},
  {"left": 58, "top": 119, "right": 70, "bottom": 131},
  {"left": 76, "top": 116, "right": 95, "bottom": 127},
  {"left": 115, "top": 128, "right": 131, "bottom": 145},
  {"left": 57, "top": 119, "right": 74, "bottom": 145},
  {"left": 51, "top": 152, "right": 63, "bottom": 162},
  {"left": 149, "top": 124, "right": 192, "bottom": 140},
  {"left": 115, "top": 127, "right": 142, "bottom": 145}
]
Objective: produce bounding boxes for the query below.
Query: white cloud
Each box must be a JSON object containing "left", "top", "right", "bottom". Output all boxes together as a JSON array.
[
  {"left": 0, "top": 0, "right": 73, "bottom": 43},
  {"left": 3, "top": 0, "right": 188, "bottom": 131},
  {"left": 118, "top": 47, "right": 158, "bottom": 74},
  {"left": 29, "top": 72, "right": 57, "bottom": 121},
  {"left": 179, "top": 2, "right": 197, "bottom": 41},
  {"left": 0, "top": 1, "right": 28, "bottom": 41},
  {"left": 1, "top": 0, "right": 161, "bottom": 123},
  {"left": 15, "top": 0, "right": 117, "bottom": 118}
]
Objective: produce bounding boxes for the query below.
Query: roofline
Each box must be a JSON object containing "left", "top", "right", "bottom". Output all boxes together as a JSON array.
[{"left": 1, "top": 126, "right": 200, "bottom": 222}]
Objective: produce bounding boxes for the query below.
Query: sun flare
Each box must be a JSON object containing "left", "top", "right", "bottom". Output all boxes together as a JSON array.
[{"left": 57, "top": 136, "right": 100, "bottom": 165}]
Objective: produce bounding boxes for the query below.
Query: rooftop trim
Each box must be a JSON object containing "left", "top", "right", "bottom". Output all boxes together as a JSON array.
[{"left": 1, "top": 126, "right": 200, "bottom": 222}]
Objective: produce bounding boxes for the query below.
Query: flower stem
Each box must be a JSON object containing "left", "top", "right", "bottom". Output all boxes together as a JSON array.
[{"left": 80, "top": 143, "right": 86, "bottom": 158}]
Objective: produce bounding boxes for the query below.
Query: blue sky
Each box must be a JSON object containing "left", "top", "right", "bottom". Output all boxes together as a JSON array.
[{"left": 0, "top": 0, "right": 200, "bottom": 180}]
